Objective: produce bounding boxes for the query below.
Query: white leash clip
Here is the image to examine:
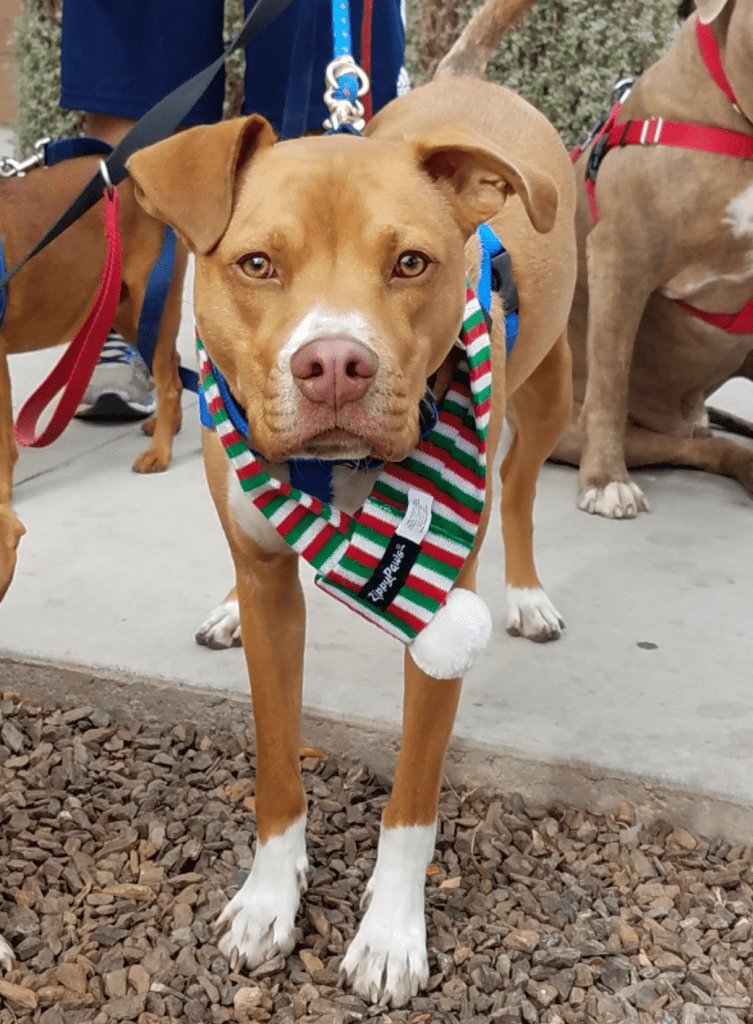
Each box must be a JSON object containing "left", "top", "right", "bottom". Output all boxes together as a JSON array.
[
  {"left": 0, "top": 136, "right": 51, "bottom": 178},
  {"left": 323, "top": 56, "right": 370, "bottom": 132},
  {"left": 99, "top": 158, "right": 114, "bottom": 196}
]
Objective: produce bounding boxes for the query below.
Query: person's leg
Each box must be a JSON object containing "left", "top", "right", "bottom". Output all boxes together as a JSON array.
[
  {"left": 83, "top": 114, "right": 136, "bottom": 148},
  {"left": 60, "top": 0, "right": 226, "bottom": 419}
]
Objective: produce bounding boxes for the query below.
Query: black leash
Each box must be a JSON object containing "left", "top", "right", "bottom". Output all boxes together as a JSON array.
[{"left": 0, "top": 0, "right": 294, "bottom": 293}]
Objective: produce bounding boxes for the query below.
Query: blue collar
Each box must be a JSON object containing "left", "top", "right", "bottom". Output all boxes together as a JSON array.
[{"left": 478, "top": 223, "right": 519, "bottom": 358}]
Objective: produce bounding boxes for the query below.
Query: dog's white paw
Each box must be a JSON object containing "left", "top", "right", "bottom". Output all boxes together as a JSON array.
[
  {"left": 0, "top": 934, "right": 13, "bottom": 970},
  {"left": 195, "top": 599, "right": 242, "bottom": 649},
  {"left": 506, "top": 587, "right": 564, "bottom": 642},
  {"left": 340, "top": 825, "right": 434, "bottom": 1007},
  {"left": 578, "top": 481, "right": 650, "bottom": 519},
  {"left": 217, "top": 816, "right": 308, "bottom": 971}
]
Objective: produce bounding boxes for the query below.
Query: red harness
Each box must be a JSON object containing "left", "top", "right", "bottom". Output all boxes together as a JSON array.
[{"left": 573, "top": 17, "right": 753, "bottom": 335}]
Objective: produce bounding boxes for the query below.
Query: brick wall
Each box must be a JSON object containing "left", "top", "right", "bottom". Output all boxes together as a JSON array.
[{"left": 0, "top": 0, "right": 21, "bottom": 125}]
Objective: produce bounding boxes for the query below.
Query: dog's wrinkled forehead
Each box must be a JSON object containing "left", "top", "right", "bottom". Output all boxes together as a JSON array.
[{"left": 224, "top": 134, "right": 456, "bottom": 253}]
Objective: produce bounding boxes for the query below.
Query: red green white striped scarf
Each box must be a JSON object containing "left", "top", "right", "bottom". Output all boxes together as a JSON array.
[{"left": 197, "top": 285, "right": 492, "bottom": 647}]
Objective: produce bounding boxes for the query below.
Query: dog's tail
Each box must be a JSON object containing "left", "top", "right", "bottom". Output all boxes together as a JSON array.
[{"left": 434, "top": 0, "right": 538, "bottom": 80}]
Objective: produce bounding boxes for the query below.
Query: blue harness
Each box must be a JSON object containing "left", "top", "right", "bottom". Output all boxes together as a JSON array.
[{"left": 198, "top": 224, "right": 519, "bottom": 503}]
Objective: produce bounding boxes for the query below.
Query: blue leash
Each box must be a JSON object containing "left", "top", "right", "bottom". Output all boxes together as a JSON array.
[
  {"left": 330, "top": 0, "right": 361, "bottom": 107},
  {"left": 42, "top": 137, "right": 113, "bottom": 165}
]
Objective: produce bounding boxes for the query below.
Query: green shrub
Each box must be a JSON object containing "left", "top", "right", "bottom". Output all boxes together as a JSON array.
[
  {"left": 434, "top": 0, "right": 680, "bottom": 149},
  {"left": 14, "top": 1, "right": 82, "bottom": 155},
  {"left": 482, "top": 0, "right": 678, "bottom": 148}
]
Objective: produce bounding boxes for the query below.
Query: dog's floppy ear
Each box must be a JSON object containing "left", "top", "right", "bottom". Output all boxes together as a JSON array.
[
  {"left": 694, "top": 0, "right": 730, "bottom": 23},
  {"left": 411, "top": 126, "right": 558, "bottom": 236},
  {"left": 126, "top": 114, "right": 277, "bottom": 253}
]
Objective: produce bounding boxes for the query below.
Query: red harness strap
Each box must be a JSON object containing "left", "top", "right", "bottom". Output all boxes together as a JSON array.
[
  {"left": 360, "top": 0, "right": 374, "bottom": 122},
  {"left": 574, "top": 17, "right": 753, "bottom": 334},
  {"left": 14, "top": 187, "right": 123, "bottom": 447},
  {"left": 696, "top": 17, "right": 738, "bottom": 107}
]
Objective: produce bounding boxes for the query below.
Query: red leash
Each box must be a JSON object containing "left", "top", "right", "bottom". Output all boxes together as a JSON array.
[
  {"left": 360, "top": 0, "right": 374, "bottom": 122},
  {"left": 14, "top": 186, "right": 123, "bottom": 448}
]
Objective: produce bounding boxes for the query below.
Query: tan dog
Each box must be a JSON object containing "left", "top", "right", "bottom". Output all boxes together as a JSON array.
[
  {"left": 553, "top": 0, "right": 753, "bottom": 517},
  {"left": 0, "top": 158, "right": 187, "bottom": 602},
  {"left": 127, "top": 0, "right": 575, "bottom": 1005}
]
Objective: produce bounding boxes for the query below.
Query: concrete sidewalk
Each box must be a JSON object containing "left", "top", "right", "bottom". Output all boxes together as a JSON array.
[{"left": 2, "top": 127, "right": 753, "bottom": 840}]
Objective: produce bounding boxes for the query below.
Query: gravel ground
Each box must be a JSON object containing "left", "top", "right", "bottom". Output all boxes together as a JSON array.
[{"left": 1, "top": 689, "right": 752, "bottom": 1024}]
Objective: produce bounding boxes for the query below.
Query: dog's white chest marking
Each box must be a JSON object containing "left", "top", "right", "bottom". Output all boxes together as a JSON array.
[
  {"left": 665, "top": 184, "right": 753, "bottom": 301},
  {"left": 227, "top": 459, "right": 292, "bottom": 554},
  {"left": 228, "top": 459, "right": 380, "bottom": 552},
  {"left": 217, "top": 814, "right": 308, "bottom": 970},
  {"left": 341, "top": 823, "right": 435, "bottom": 1006},
  {"left": 330, "top": 463, "right": 382, "bottom": 513},
  {"left": 725, "top": 182, "right": 753, "bottom": 252},
  {"left": 721, "top": 182, "right": 753, "bottom": 280},
  {"left": 196, "top": 439, "right": 381, "bottom": 646}
]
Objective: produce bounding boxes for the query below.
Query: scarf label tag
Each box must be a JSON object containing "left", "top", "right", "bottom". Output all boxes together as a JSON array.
[
  {"left": 395, "top": 487, "right": 433, "bottom": 545},
  {"left": 358, "top": 535, "right": 420, "bottom": 610}
]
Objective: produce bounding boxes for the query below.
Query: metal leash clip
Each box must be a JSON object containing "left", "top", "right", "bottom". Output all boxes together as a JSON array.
[
  {"left": 612, "top": 77, "right": 634, "bottom": 105},
  {"left": 98, "top": 158, "right": 114, "bottom": 197},
  {"left": 0, "top": 136, "right": 51, "bottom": 178},
  {"left": 323, "top": 56, "right": 370, "bottom": 132}
]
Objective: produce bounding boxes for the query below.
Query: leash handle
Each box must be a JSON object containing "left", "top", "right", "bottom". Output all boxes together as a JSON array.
[{"left": 14, "top": 188, "right": 123, "bottom": 448}]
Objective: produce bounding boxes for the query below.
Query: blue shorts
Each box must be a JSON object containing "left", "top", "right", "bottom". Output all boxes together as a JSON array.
[{"left": 60, "top": 0, "right": 406, "bottom": 133}]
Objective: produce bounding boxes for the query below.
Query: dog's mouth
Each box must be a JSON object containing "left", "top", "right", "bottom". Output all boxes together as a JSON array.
[{"left": 295, "top": 427, "right": 381, "bottom": 461}]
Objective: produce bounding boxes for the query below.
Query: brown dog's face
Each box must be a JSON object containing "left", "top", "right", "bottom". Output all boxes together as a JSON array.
[
  {"left": 195, "top": 134, "right": 469, "bottom": 463},
  {"left": 128, "top": 115, "right": 556, "bottom": 464}
]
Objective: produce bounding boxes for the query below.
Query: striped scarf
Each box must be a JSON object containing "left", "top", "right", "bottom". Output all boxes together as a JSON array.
[{"left": 197, "top": 285, "right": 492, "bottom": 646}]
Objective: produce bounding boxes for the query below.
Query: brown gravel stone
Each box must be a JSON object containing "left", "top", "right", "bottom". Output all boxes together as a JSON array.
[{"left": 1, "top": 690, "right": 753, "bottom": 1023}]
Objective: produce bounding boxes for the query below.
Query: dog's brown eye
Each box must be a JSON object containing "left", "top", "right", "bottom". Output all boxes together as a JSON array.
[
  {"left": 394, "top": 251, "right": 430, "bottom": 279},
  {"left": 239, "top": 253, "right": 275, "bottom": 279}
]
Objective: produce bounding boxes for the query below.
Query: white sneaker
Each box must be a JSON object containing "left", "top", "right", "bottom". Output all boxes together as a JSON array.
[{"left": 75, "top": 332, "right": 155, "bottom": 420}]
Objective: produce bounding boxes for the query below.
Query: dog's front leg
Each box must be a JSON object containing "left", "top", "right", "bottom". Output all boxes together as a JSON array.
[
  {"left": 129, "top": 241, "right": 188, "bottom": 474},
  {"left": 341, "top": 649, "right": 463, "bottom": 1007},
  {"left": 578, "top": 228, "right": 657, "bottom": 518},
  {"left": 217, "top": 548, "right": 309, "bottom": 971},
  {"left": 0, "top": 350, "right": 26, "bottom": 602}
]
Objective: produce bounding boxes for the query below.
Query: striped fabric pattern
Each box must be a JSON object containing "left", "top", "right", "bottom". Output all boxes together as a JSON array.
[{"left": 197, "top": 284, "right": 492, "bottom": 645}]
